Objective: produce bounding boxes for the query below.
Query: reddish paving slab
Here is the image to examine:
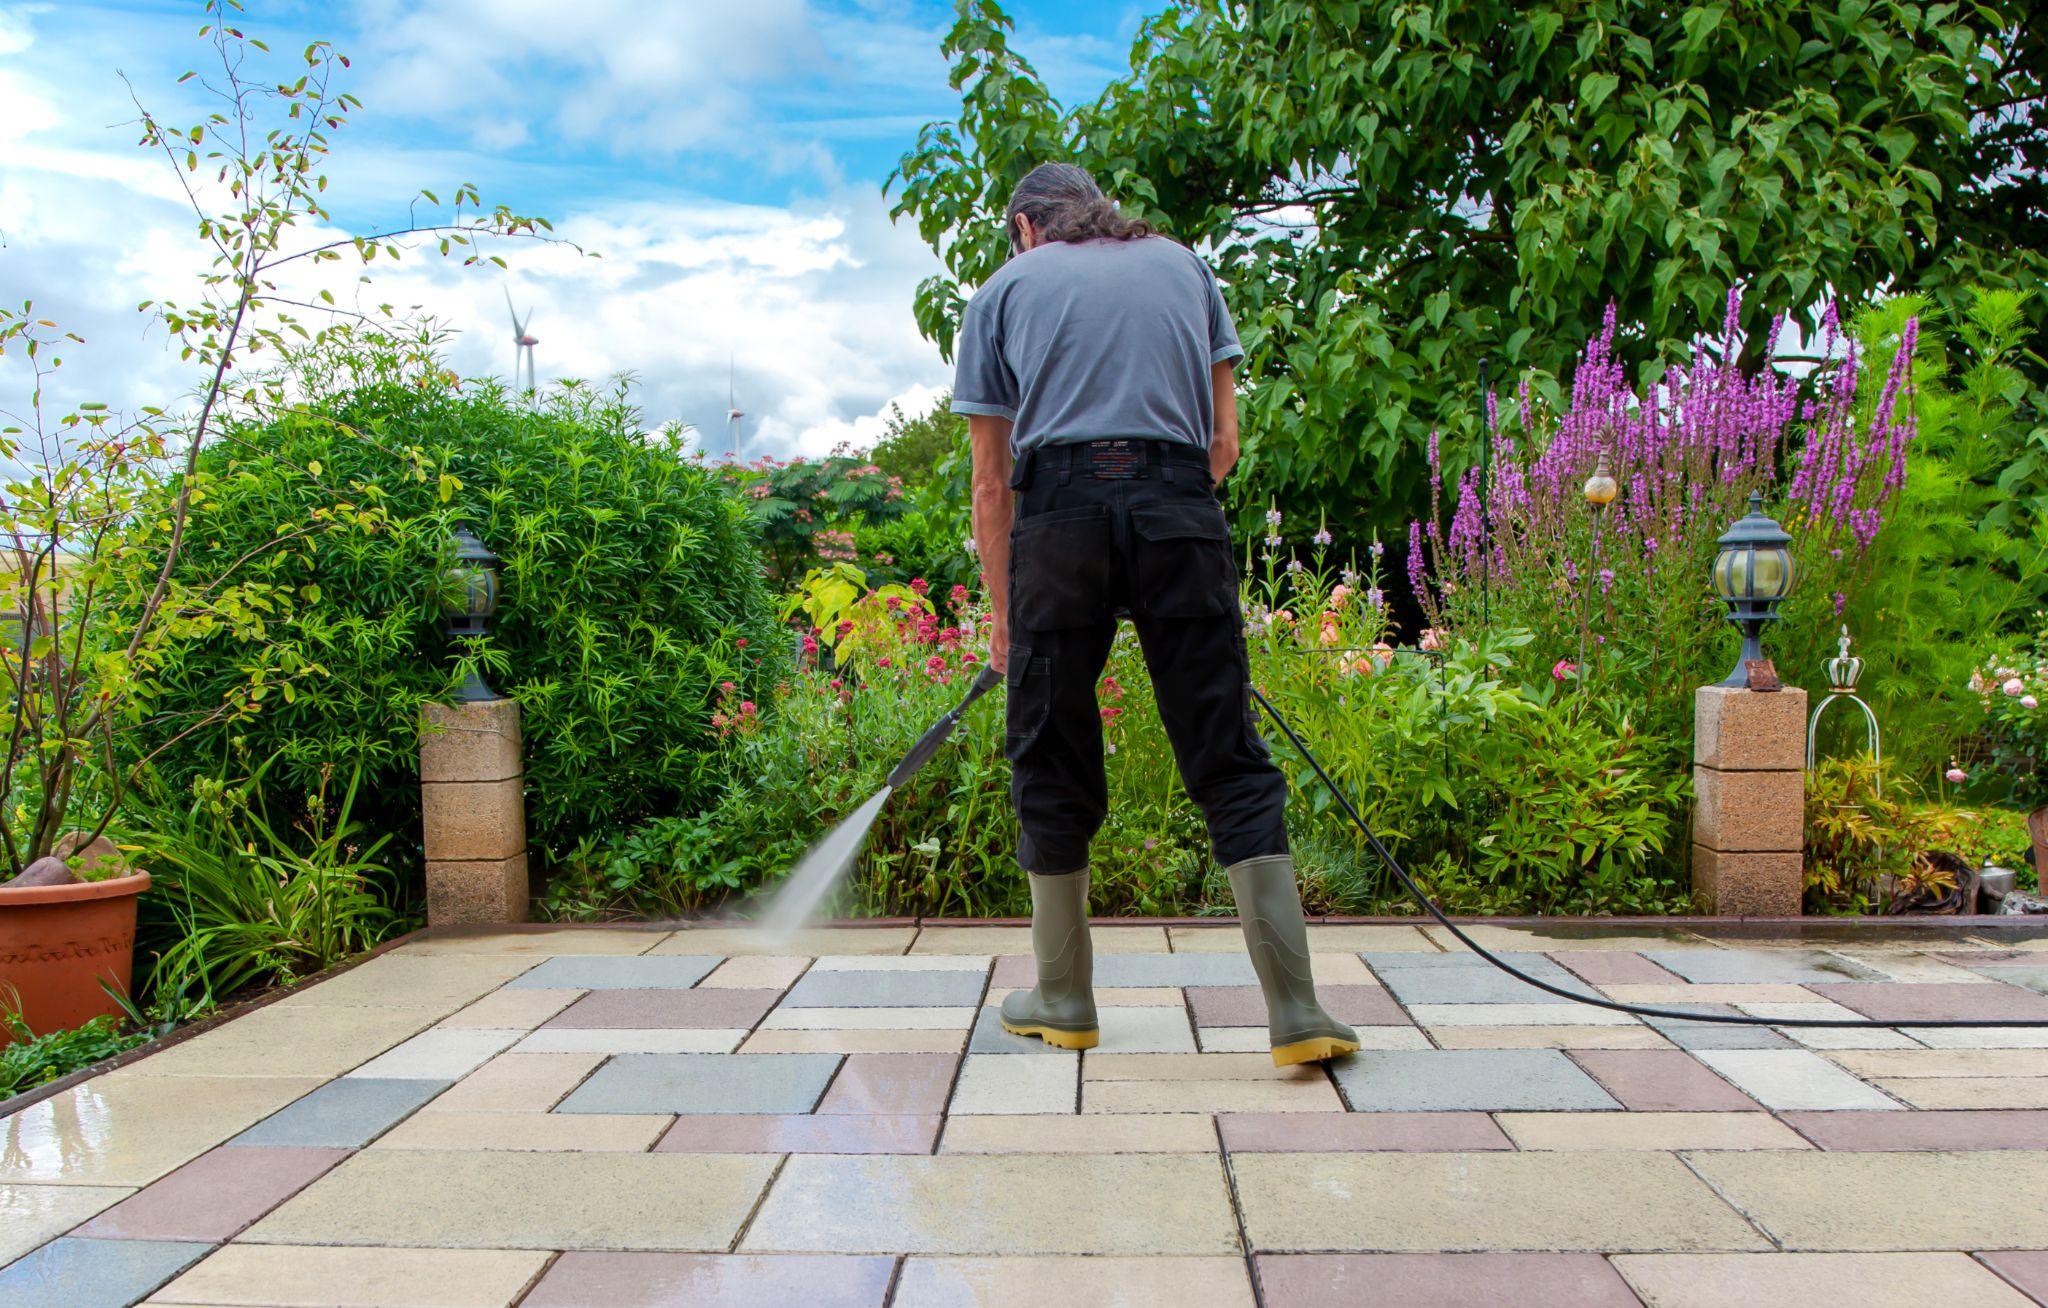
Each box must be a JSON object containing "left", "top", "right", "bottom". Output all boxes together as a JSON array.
[
  {"left": 815, "top": 1053, "right": 960, "bottom": 1116},
  {"left": 655, "top": 1113, "right": 942, "bottom": 1154},
  {"left": 1189, "top": 985, "right": 1412, "bottom": 1028},
  {"left": 1807, "top": 981, "right": 2048, "bottom": 1024},
  {"left": 991, "top": 955, "right": 1036, "bottom": 988},
  {"left": 1549, "top": 951, "right": 1687, "bottom": 987},
  {"left": 1568, "top": 1049, "right": 1762, "bottom": 1112},
  {"left": 522, "top": 1252, "right": 896, "bottom": 1307},
  {"left": 73, "top": 1145, "right": 349, "bottom": 1242},
  {"left": 1977, "top": 1251, "right": 2048, "bottom": 1302},
  {"left": 1780, "top": 1109, "right": 2048, "bottom": 1151},
  {"left": 1255, "top": 1253, "right": 1640, "bottom": 1306},
  {"left": 1218, "top": 1111, "right": 1512, "bottom": 1153},
  {"left": 543, "top": 988, "right": 782, "bottom": 1029}
]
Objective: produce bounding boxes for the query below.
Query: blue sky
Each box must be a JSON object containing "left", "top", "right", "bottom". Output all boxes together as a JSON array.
[{"left": 0, "top": 0, "right": 1147, "bottom": 454}]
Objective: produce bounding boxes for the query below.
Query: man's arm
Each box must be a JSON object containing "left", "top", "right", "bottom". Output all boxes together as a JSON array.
[
  {"left": 969, "top": 413, "right": 1015, "bottom": 674},
  {"left": 1209, "top": 359, "right": 1240, "bottom": 484}
]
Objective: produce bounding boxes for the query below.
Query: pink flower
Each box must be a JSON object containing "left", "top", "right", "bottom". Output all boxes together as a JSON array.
[
  {"left": 739, "top": 701, "right": 756, "bottom": 716},
  {"left": 1331, "top": 584, "right": 1351, "bottom": 609},
  {"left": 1552, "top": 659, "right": 1579, "bottom": 681},
  {"left": 2005, "top": 677, "right": 2027, "bottom": 696},
  {"left": 1318, "top": 614, "right": 1340, "bottom": 647},
  {"left": 1946, "top": 767, "right": 1968, "bottom": 784},
  {"left": 878, "top": 658, "right": 891, "bottom": 668},
  {"left": 2023, "top": 695, "right": 2040, "bottom": 710},
  {"left": 736, "top": 638, "right": 748, "bottom": 649},
  {"left": 1419, "top": 628, "right": 1443, "bottom": 652},
  {"left": 910, "top": 577, "right": 929, "bottom": 596},
  {"left": 951, "top": 584, "right": 969, "bottom": 603},
  {"left": 720, "top": 681, "right": 736, "bottom": 693}
]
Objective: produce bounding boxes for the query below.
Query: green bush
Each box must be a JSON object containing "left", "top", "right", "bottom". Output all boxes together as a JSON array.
[{"left": 140, "top": 334, "right": 779, "bottom": 854}]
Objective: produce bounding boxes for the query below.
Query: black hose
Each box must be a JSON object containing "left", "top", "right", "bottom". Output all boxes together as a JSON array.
[{"left": 1249, "top": 684, "right": 2048, "bottom": 1030}]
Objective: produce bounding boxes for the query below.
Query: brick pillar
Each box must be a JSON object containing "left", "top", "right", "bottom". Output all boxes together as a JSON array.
[
  {"left": 1692, "top": 684, "right": 1808, "bottom": 916},
  {"left": 421, "top": 699, "right": 529, "bottom": 925}
]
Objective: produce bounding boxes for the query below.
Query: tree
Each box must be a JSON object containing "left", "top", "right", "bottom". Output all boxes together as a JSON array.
[
  {"left": 871, "top": 391, "right": 968, "bottom": 489},
  {"left": 889, "top": 0, "right": 2046, "bottom": 539}
]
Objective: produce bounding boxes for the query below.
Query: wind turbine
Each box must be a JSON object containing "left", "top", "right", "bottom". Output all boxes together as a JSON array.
[
  {"left": 504, "top": 287, "right": 538, "bottom": 393},
  {"left": 726, "top": 354, "right": 745, "bottom": 461}
]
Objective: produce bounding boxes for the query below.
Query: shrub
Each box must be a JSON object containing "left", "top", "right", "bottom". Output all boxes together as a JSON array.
[
  {"left": 0, "top": 1012, "right": 151, "bottom": 1099},
  {"left": 1973, "top": 609, "right": 2048, "bottom": 808},
  {"left": 141, "top": 334, "right": 779, "bottom": 854}
]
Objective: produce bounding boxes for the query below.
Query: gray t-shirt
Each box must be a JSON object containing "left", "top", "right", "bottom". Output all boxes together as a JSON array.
[{"left": 951, "top": 235, "right": 1242, "bottom": 454}]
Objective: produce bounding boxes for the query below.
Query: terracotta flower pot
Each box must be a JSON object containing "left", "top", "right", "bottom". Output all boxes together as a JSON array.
[
  {"left": 0, "top": 870, "right": 150, "bottom": 1045},
  {"left": 2031, "top": 805, "right": 2048, "bottom": 883}
]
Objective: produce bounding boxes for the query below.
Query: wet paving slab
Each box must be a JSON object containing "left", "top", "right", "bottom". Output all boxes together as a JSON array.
[{"left": 6, "top": 919, "right": 2048, "bottom": 1305}]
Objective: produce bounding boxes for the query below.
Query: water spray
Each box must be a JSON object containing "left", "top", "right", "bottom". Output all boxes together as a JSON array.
[{"left": 755, "top": 666, "right": 1002, "bottom": 942}]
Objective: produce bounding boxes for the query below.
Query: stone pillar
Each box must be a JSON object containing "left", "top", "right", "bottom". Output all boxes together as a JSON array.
[
  {"left": 420, "top": 699, "right": 529, "bottom": 925},
  {"left": 1692, "top": 684, "right": 1808, "bottom": 916}
]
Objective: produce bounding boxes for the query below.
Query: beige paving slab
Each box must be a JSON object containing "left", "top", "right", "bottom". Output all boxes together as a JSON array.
[
  {"left": 759, "top": 1007, "right": 976, "bottom": 1030},
  {"left": 1906, "top": 1027, "right": 2048, "bottom": 1049},
  {"left": 1495, "top": 1112, "right": 1812, "bottom": 1152},
  {"left": 393, "top": 929, "right": 664, "bottom": 956},
  {"left": 1309, "top": 953, "right": 1379, "bottom": 984},
  {"left": 272, "top": 953, "right": 539, "bottom": 1011},
  {"left": 948, "top": 1052, "right": 1079, "bottom": 1115},
  {"left": 116, "top": 1004, "right": 446, "bottom": 1079},
  {"left": 145, "top": 1244, "right": 553, "bottom": 1306},
  {"left": 698, "top": 955, "right": 811, "bottom": 988},
  {"left": 893, "top": 1255, "right": 1255, "bottom": 1307},
  {"left": 434, "top": 987, "right": 581, "bottom": 1030},
  {"left": 651, "top": 926, "right": 915, "bottom": 956},
  {"left": 1839, "top": 954, "right": 2000, "bottom": 984},
  {"left": 422, "top": 1051, "right": 604, "bottom": 1113},
  {"left": 914, "top": 926, "right": 1170, "bottom": 954},
  {"left": 1233, "top": 1151, "right": 1769, "bottom": 1252},
  {"left": 0, "top": 1074, "right": 324, "bottom": 1186},
  {"left": 1423, "top": 925, "right": 1710, "bottom": 952},
  {"left": 1734, "top": 1000, "right": 1868, "bottom": 1024},
  {"left": 1782, "top": 1024, "right": 1924, "bottom": 1051},
  {"left": 347, "top": 1027, "right": 523, "bottom": 1080},
  {"left": 741, "top": 1028, "right": 968, "bottom": 1054},
  {"left": 511, "top": 1028, "right": 747, "bottom": 1054},
  {"left": 244, "top": 1149, "right": 779, "bottom": 1250},
  {"left": 0, "top": 1183, "right": 133, "bottom": 1262},
  {"left": 813, "top": 954, "right": 991, "bottom": 971},
  {"left": 1829, "top": 1049, "right": 2048, "bottom": 1079},
  {"left": 1199, "top": 1026, "right": 1432, "bottom": 1053},
  {"left": 1687, "top": 1150, "right": 2048, "bottom": 1250},
  {"left": 1412, "top": 1004, "right": 1640, "bottom": 1027},
  {"left": 1084, "top": 1078, "right": 1342, "bottom": 1114},
  {"left": 1430, "top": 1025, "right": 1675, "bottom": 1049},
  {"left": 939, "top": 1114, "right": 1218, "bottom": 1154},
  {"left": 1871, "top": 1077, "right": 2048, "bottom": 1109},
  {"left": 370, "top": 1111, "right": 672, "bottom": 1152},
  {"left": 1170, "top": 925, "right": 1436, "bottom": 953},
  {"left": 1602, "top": 984, "right": 1821, "bottom": 1005},
  {"left": 1085, "top": 1053, "right": 1328, "bottom": 1082},
  {"left": 742, "top": 1154, "right": 1242, "bottom": 1254},
  {"left": 1612, "top": 1252, "right": 2034, "bottom": 1307}
]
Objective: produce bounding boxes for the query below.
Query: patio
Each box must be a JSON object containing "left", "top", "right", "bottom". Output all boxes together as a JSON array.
[{"left": 6, "top": 919, "right": 2048, "bottom": 1306}]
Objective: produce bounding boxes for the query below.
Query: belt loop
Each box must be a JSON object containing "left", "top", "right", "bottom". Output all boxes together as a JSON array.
[
  {"left": 1160, "top": 441, "right": 1174, "bottom": 482},
  {"left": 1058, "top": 446, "right": 1072, "bottom": 486}
]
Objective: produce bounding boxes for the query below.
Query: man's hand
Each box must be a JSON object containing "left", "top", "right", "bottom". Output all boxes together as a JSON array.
[{"left": 969, "top": 413, "right": 1015, "bottom": 676}]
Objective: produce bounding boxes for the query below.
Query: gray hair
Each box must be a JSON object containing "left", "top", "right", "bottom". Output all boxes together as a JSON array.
[{"left": 1005, "top": 163, "right": 1155, "bottom": 257}]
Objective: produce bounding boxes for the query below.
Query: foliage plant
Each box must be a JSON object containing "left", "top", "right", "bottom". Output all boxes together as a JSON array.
[
  {"left": 732, "top": 452, "right": 908, "bottom": 589},
  {"left": 1803, "top": 753, "right": 2008, "bottom": 912},
  {"left": 889, "top": 0, "right": 2046, "bottom": 541},
  {"left": 1973, "top": 609, "right": 2048, "bottom": 808},
  {"left": 0, "top": 1010, "right": 152, "bottom": 1100},
  {"left": 144, "top": 335, "right": 778, "bottom": 853},
  {"left": 0, "top": 10, "right": 555, "bottom": 877}
]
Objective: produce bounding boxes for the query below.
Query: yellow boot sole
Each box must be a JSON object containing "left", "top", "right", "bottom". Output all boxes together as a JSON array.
[
  {"left": 999, "top": 1019, "right": 1100, "bottom": 1050},
  {"left": 1271, "top": 1035, "right": 1361, "bottom": 1067}
]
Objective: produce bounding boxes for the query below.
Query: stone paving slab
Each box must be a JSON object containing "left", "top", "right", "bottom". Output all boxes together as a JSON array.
[
  {"left": 522, "top": 1252, "right": 896, "bottom": 1308},
  {"left": 74, "top": 1146, "right": 347, "bottom": 1242},
  {"left": 657, "top": 1113, "right": 942, "bottom": 1154},
  {"left": 1977, "top": 1251, "right": 2048, "bottom": 1302},
  {"left": 513, "top": 1027, "right": 747, "bottom": 1054},
  {"left": 1091, "top": 954, "right": 1261, "bottom": 987},
  {"left": 939, "top": 1113, "right": 1217, "bottom": 1153},
  {"left": 346, "top": 1028, "right": 521, "bottom": 1081},
  {"left": 1188, "top": 984, "right": 1409, "bottom": 1027},
  {"left": 1233, "top": 1151, "right": 1770, "bottom": 1252},
  {"left": 782, "top": 968, "right": 988, "bottom": 1008},
  {"left": 1692, "top": 1050, "right": 1904, "bottom": 1112},
  {"left": 434, "top": 988, "right": 580, "bottom": 1030},
  {"left": 814, "top": 1052, "right": 959, "bottom": 1115},
  {"left": 369, "top": 1110, "right": 672, "bottom": 1152},
  {"left": 505, "top": 955, "right": 722, "bottom": 990},
  {"left": 147, "top": 1244, "right": 554, "bottom": 1306},
  {"left": 742, "top": 1154, "right": 1242, "bottom": 1254},
  {"left": 541, "top": 987, "right": 782, "bottom": 1029},
  {"left": 1644, "top": 949, "right": 1886, "bottom": 984},
  {"left": 1255, "top": 1251, "right": 1642, "bottom": 1306},
  {"left": 555, "top": 1052, "right": 840, "bottom": 1115},
  {"left": 1495, "top": 1111, "right": 1810, "bottom": 1152},
  {"left": 1779, "top": 1109, "right": 2048, "bottom": 1151},
  {"left": 1687, "top": 1150, "right": 2048, "bottom": 1250},
  {"left": 651, "top": 927, "right": 914, "bottom": 956},
  {"left": 421, "top": 1051, "right": 602, "bottom": 1113},
  {"left": 1809, "top": 980, "right": 2048, "bottom": 1023},
  {"left": 230, "top": 1078, "right": 450, "bottom": 1148},
  {"left": 1611, "top": 1251, "right": 2035, "bottom": 1307},
  {"left": 1333, "top": 1050, "right": 1622, "bottom": 1112},
  {"left": 270, "top": 955, "right": 539, "bottom": 1011},
  {"left": 894, "top": 1255, "right": 1256, "bottom": 1307},
  {"left": 244, "top": 1149, "right": 779, "bottom": 1250},
  {"left": 1, "top": 1184, "right": 134, "bottom": 1264},
  {"left": 0, "top": 1236, "right": 209, "bottom": 1308},
  {"left": 112, "top": 1005, "right": 447, "bottom": 1079},
  {"left": 1217, "top": 1111, "right": 1512, "bottom": 1152},
  {"left": 1567, "top": 1049, "right": 1763, "bottom": 1111},
  {"left": 2, "top": 1074, "right": 326, "bottom": 1186}
]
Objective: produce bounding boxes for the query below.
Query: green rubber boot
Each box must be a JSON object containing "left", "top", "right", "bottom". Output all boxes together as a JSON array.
[
  {"left": 998, "top": 868, "right": 1099, "bottom": 1050},
  {"left": 1228, "top": 854, "right": 1360, "bottom": 1066}
]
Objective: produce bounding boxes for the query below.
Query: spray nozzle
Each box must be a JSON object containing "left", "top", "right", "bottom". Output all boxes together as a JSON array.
[{"left": 884, "top": 665, "right": 1002, "bottom": 790}]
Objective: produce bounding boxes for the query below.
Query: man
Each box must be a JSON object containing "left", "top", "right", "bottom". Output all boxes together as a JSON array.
[{"left": 952, "top": 162, "right": 1358, "bottom": 1067}]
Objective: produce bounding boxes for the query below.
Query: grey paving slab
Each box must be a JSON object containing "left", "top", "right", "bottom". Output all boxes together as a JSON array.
[
  {"left": 783, "top": 969, "right": 988, "bottom": 1009},
  {"left": 543, "top": 988, "right": 781, "bottom": 1029},
  {"left": 1332, "top": 1049, "right": 1622, "bottom": 1112},
  {"left": 508, "top": 955, "right": 724, "bottom": 989},
  {"left": 1376, "top": 961, "right": 1596, "bottom": 1006},
  {"left": 1644, "top": 948, "right": 1886, "bottom": 984},
  {"left": 228, "top": 1078, "right": 450, "bottom": 1148},
  {"left": 968, "top": 1007, "right": 1081, "bottom": 1054},
  {"left": 1091, "top": 954, "right": 1260, "bottom": 987},
  {"left": 1364, "top": 951, "right": 1574, "bottom": 973},
  {"left": 0, "top": 1237, "right": 209, "bottom": 1308},
  {"left": 556, "top": 1052, "right": 841, "bottom": 1115},
  {"left": 1964, "top": 966, "right": 2048, "bottom": 995},
  {"left": 1644, "top": 1005, "right": 1798, "bottom": 1050}
]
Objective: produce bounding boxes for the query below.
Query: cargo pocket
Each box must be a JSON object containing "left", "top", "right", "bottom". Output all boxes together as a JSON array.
[
  {"left": 1130, "top": 499, "right": 1236, "bottom": 619},
  {"left": 1011, "top": 505, "right": 1113, "bottom": 631},
  {"left": 1004, "top": 647, "right": 1053, "bottom": 763}
]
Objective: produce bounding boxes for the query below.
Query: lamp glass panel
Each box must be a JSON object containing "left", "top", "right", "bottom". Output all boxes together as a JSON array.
[{"left": 1751, "top": 546, "right": 1790, "bottom": 600}]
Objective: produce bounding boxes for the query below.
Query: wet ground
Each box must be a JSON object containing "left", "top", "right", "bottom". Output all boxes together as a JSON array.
[{"left": 6, "top": 919, "right": 2048, "bottom": 1306}]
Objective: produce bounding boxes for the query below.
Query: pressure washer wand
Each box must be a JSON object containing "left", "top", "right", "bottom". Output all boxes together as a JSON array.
[{"left": 887, "top": 665, "right": 1003, "bottom": 789}]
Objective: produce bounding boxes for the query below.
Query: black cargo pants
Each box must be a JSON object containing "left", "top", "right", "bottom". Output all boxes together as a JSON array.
[{"left": 1004, "top": 438, "right": 1289, "bottom": 874}]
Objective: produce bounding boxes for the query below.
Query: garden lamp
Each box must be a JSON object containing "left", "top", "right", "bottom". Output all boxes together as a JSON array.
[
  {"left": 444, "top": 524, "right": 502, "bottom": 702},
  {"left": 1711, "top": 491, "right": 1794, "bottom": 687},
  {"left": 1581, "top": 450, "right": 1619, "bottom": 508}
]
